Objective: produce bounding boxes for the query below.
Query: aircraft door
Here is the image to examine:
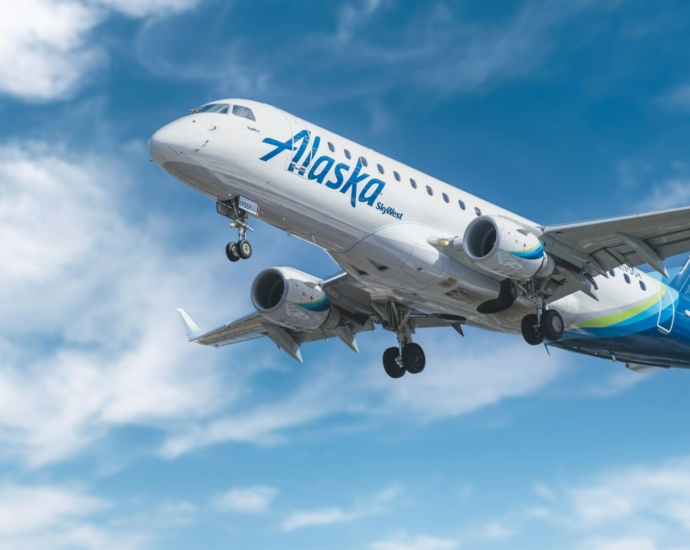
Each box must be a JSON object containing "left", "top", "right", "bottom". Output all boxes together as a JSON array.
[
  {"left": 280, "top": 111, "right": 313, "bottom": 179},
  {"left": 656, "top": 280, "right": 675, "bottom": 334}
]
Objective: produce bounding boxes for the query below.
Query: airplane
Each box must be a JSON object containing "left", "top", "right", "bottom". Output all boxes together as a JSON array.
[{"left": 149, "top": 99, "right": 690, "bottom": 378}]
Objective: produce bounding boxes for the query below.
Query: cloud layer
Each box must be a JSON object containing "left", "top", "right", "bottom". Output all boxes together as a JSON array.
[{"left": 0, "top": 0, "right": 200, "bottom": 101}]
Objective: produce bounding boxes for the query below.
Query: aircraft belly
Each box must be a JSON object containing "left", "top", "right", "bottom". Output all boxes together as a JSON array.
[{"left": 552, "top": 330, "right": 690, "bottom": 368}]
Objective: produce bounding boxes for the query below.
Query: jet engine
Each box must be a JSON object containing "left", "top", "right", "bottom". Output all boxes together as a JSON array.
[
  {"left": 463, "top": 216, "right": 554, "bottom": 280},
  {"left": 251, "top": 267, "right": 341, "bottom": 331}
]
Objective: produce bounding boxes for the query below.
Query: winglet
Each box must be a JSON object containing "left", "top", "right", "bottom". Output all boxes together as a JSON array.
[{"left": 176, "top": 308, "right": 202, "bottom": 341}]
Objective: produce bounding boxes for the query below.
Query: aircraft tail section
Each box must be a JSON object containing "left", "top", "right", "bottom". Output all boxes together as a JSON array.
[{"left": 176, "top": 308, "right": 202, "bottom": 341}]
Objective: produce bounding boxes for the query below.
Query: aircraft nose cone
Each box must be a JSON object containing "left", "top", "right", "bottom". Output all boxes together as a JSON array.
[
  {"left": 149, "top": 120, "right": 191, "bottom": 165},
  {"left": 149, "top": 124, "right": 175, "bottom": 165}
]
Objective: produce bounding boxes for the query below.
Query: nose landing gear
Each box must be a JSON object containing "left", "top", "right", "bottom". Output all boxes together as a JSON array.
[
  {"left": 218, "top": 198, "right": 254, "bottom": 263},
  {"left": 521, "top": 305, "right": 564, "bottom": 346}
]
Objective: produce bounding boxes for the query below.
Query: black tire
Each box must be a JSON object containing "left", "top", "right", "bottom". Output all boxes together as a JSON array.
[
  {"left": 541, "top": 309, "right": 564, "bottom": 341},
  {"left": 402, "top": 343, "right": 426, "bottom": 374},
  {"left": 521, "top": 314, "right": 544, "bottom": 345},
  {"left": 237, "top": 239, "right": 252, "bottom": 259},
  {"left": 383, "top": 347, "right": 405, "bottom": 378},
  {"left": 225, "top": 242, "right": 240, "bottom": 262}
]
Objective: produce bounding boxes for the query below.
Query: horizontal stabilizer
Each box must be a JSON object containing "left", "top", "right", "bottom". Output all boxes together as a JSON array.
[{"left": 176, "top": 308, "right": 202, "bottom": 341}]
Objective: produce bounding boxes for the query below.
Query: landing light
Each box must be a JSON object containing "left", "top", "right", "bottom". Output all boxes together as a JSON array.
[{"left": 427, "top": 237, "right": 450, "bottom": 247}]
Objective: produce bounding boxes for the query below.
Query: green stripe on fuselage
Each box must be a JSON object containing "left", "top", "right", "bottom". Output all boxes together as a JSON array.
[{"left": 576, "top": 286, "right": 663, "bottom": 329}]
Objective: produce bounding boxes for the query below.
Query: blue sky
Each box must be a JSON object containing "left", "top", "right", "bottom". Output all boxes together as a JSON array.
[{"left": 2, "top": 1, "right": 690, "bottom": 548}]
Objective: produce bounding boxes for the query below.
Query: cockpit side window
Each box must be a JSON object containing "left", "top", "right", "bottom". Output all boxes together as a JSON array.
[
  {"left": 193, "top": 103, "right": 229, "bottom": 114},
  {"left": 232, "top": 105, "right": 256, "bottom": 121}
]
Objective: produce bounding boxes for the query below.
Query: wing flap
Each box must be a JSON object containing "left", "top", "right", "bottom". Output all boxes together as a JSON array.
[{"left": 541, "top": 205, "right": 690, "bottom": 281}]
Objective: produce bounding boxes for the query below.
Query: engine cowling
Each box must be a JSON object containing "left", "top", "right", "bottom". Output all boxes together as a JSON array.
[
  {"left": 251, "top": 267, "right": 341, "bottom": 331},
  {"left": 463, "top": 215, "right": 554, "bottom": 280}
]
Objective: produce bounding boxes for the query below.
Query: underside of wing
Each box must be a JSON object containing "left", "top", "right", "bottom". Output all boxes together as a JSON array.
[
  {"left": 541, "top": 205, "right": 690, "bottom": 275},
  {"left": 177, "top": 271, "right": 466, "bottom": 362}
]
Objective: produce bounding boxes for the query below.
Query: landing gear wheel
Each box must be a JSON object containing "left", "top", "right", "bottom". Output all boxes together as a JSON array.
[
  {"left": 237, "top": 239, "right": 252, "bottom": 259},
  {"left": 521, "top": 314, "right": 544, "bottom": 346},
  {"left": 383, "top": 347, "right": 406, "bottom": 379},
  {"left": 402, "top": 343, "right": 426, "bottom": 374},
  {"left": 225, "top": 242, "right": 240, "bottom": 262},
  {"left": 540, "top": 309, "right": 564, "bottom": 341}
]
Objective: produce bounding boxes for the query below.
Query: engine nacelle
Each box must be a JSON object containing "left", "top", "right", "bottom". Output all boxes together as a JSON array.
[
  {"left": 251, "top": 267, "right": 341, "bottom": 331},
  {"left": 463, "top": 216, "right": 554, "bottom": 281}
]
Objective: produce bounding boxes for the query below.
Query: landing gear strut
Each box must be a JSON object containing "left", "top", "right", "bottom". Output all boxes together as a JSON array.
[
  {"left": 521, "top": 303, "right": 564, "bottom": 346},
  {"left": 381, "top": 303, "right": 427, "bottom": 378},
  {"left": 221, "top": 198, "right": 254, "bottom": 263}
]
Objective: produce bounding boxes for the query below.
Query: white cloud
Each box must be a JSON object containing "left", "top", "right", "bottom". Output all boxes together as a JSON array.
[
  {"left": 135, "top": 0, "right": 618, "bottom": 104},
  {"left": 370, "top": 533, "right": 459, "bottom": 550},
  {"left": 0, "top": 484, "right": 106, "bottom": 536},
  {"left": 282, "top": 508, "right": 355, "bottom": 531},
  {"left": 369, "top": 331, "right": 563, "bottom": 419},
  {"left": 282, "top": 485, "right": 401, "bottom": 531},
  {"left": 0, "top": 141, "right": 246, "bottom": 467},
  {"left": 480, "top": 520, "right": 515, "bottom": 540},
  {"left": 567, "top": 457, "right": 690, "bottom": 529},
  {"left": 659, "top": 85, "right": 690, "bottom": 113},
  {"left": 96, "top": 0, "right": 200, "bottom": 18},
  {"left": 578, "top": 537, "right": 690, "bottom": 550},
  {"left": 161, "top": 334, "right": 564, "bottom": 458},
  {"left": 212, "top": 486, "right": 278, "bottom": 514},
  {"left": 496, "top": 455, "right": 690, "bottom": 549},
  {"left": 534, "top": 483, "right": 556, "bottom": 501},
  {"left": 161, "top": 330, "right": 564, "bottom": 458},
  {"left": 325, "top": 0, "right": 610, "bottom": 94},
  {"left": 159, "top": 371, "right": 350, "bottom": 458},
  {"left": 638, "top": 178, "right": 690, "bottom": 211},
  {"left": 0, "top": 0, "right": 200, "bottom": 101},
  {"left": 333, "top": 0, "right": 387, "bottom": 45},
  {"left": 0, "top": 483, "right": 145, "bottom": 550},
  {"left": 0, "top": 1, "right": 101, "bottom": 101},
  {"left": 585, "top": 370, "right": 650, "bottom": 397}
]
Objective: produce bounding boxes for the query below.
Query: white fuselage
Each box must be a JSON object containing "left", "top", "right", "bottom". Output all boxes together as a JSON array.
[{"left": 149, "top": 99, "right": 666, "bottom": 336}]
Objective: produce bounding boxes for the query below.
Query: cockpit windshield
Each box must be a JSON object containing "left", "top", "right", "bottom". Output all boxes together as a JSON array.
[
  {"left": 189, "top": 103, "right": 229, "bottom": 115},
  {"left": 232, "top": 105, "right": 256, "bottom": 121}
]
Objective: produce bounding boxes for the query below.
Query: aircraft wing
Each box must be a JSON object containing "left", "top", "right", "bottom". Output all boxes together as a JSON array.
[
  {"left": 178, "top": 273, "right": 463, "bottom": 362},
  {"left": 540, "top": 205, "right": 690, "bottom": 279}
]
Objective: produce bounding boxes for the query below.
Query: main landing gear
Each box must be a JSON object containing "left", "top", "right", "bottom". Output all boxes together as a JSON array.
[
  {"left": 520, "top": 305, "right": 564, "bottom": 346},
  {"left": 222, "top": 199, "right": 254, "bottom": 263},
  {"left": 381, "top": 303, "right": 426, "bottom": 379}
]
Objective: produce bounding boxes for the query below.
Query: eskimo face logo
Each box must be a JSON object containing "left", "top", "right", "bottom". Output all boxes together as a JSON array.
[{"left": 259, "top": 130, "right": 388, "bottom": 209}]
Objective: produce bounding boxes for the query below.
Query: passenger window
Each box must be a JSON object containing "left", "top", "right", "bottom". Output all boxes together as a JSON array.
[
  {"left": 410, "top": 178, "right": 417, "bottom": 189},
  {"left": 640, "top": 280, "right": 647, "bottom": 291},
  {"left": 377, "top": 164, "right": 384, "bottom": 174},
  {"left": 475, "top": 207, "right": 482, "bottom": 216},
  {"left": 360, "top": 156, "right": 368, "bottom": 167},
  {"left": 394, "top": 171, "right": 400, "bottom": 182},
  {"left": 196, "top": 103, "right": 229, "bottom": 114},
  {"left": 458, "top": 200, "right": 466, "bottom": 210},
  {"left": 344, "top": 149, "right": 351, "bottom": 160},
  {"left": 609, "top": 270, "right": 615, "bottom": 277},
  {"left": 442, "top": 192, "right": 449, "bottom": 203},
  {"left": 328, "top": 142, "right": 335, "bottom": 153},
  {"left": 232, "top": 105, "right": 256, "bottom": 121},
  {"left": 624, "top": 274, "right": 631, "bottom": 284},
  {"left": 426, "top": 185, "right": 433, "bottom": 196}
]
